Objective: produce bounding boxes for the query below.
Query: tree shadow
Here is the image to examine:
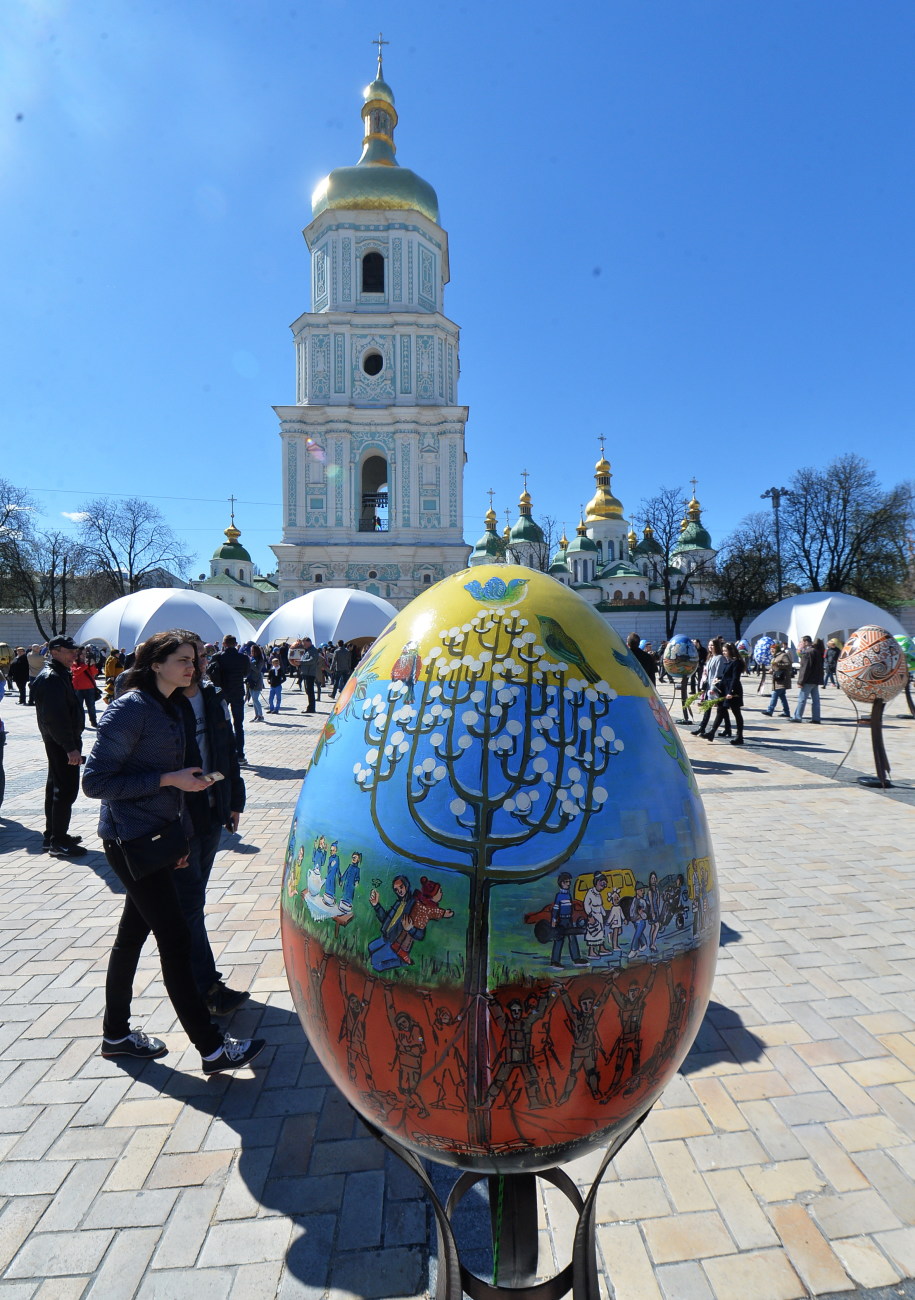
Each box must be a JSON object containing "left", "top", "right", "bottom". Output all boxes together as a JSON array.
[{"left": 680, "top": 1000, "right": 765, "bottom": 1074}]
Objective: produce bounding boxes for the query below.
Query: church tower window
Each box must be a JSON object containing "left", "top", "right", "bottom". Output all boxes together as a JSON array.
[
  {"left": 360, "top": 454, "right": 389, "bottom": 531},
  {"left": 314, "top": 573, "right": 323, "bottom": 582},
  {"left": 361, "top": 251, "right": 384, "bottom": 293},
  {"left": 362, "top": 350, "right": 384, "bottom": 376}
]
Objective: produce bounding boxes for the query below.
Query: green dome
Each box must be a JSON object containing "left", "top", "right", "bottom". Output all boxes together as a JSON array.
[
  {"left": 212, "top": 522, "right": 251, "bottom": 564},
  {"left": 674, "top": 521, "right": 712, "bottom": 551},
  {"left": 566, "top": 532, "right": 597, "bottom": 554},
  {"left": 471, "top": 529, "right": 505, "bottom": 562},
  {"left": 510, "top": 515, "right": 545, "bottom": 544},
  {"left": 633, "top": 525, "right": 664, "bottom": 557}
]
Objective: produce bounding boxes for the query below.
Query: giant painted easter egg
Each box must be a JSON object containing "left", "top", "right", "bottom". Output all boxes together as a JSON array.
[
  {"left": 753, "top": 635, "right": 775, "bottom": 667},
  {"left": 894, "top": 635, "right": 915, "bottom": 673},
  {"left": 838, "top": 625, "right": 908, "bottom": 703},
  {"left": 281, "top": 566, "right": 719, "bottom": 1173},
  {"left": 662, "top": 634, "right": 700, "bottom": 679}
]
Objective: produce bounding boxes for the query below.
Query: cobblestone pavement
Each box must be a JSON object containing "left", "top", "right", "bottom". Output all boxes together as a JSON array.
[{"left": 0, "top": 674, "right": 914, "bottom": 1299}]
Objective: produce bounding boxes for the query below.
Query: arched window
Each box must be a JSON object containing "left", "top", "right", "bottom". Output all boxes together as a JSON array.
[
  {"left": 639, "top": 591, "right": 646, "bottom": 603},
  {"left": 613, "top": 589, "right": 623, "bottom": 602},
  {"left": 224, "top": 568, "right": 230, "bottom": 577},
  {"left": 422, "top": 573, "right": 432, "bottom": 585},
  {"left": 238, "top": 569, "right": 245, "bottom": 581},
  {"left": 360, "top": 454, "right": 389, "bottom": 532},
  {"left": 314, "top": 573, "right": 323, "bottom": 583},
  {"left": 361, "top": 251, "right": 384, "bottom": 293},
  {"left": 607, "top": 541, "right": 615, "bottom": 561}
]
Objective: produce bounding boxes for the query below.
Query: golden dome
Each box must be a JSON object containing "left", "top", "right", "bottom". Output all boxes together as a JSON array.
[
  {"left": 627, "top": 524, "right": 638, "bottom": 547},
  {"left": 311, "top": 58, "right": 440, "bottom": 223},
  {"left": 585, "top": 457, "right": 623, "bottom": 521},
  {"left": 519, "top": 490, "right": 532, "bottom": 508},
  {"left": 484, "top": 506, "right": 498, "bottom": 529},
  {"left": 559, "top": 527, "right": 569, "bottom": 549}
]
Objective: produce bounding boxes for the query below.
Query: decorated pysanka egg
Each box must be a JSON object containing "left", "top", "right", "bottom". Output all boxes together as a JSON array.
[
  {"left": 281, "top": 566, "right": 719, "bottom": 1173},
  {"left": 837, "top": 625, "right": 908, "bottom": 704},
  {"left": 753, "top": 635, "right": 775, "bottom": 667},
  {"left": 662, "top": 634, "right": 700, "bottom": 679}
]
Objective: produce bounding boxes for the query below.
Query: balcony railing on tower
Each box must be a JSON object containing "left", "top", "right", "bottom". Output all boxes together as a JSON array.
[{"left": 359, "top": 492, "right": 389, "bottom": 532}]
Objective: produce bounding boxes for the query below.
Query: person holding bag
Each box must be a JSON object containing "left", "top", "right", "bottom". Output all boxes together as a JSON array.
[{"left": 83, "top": 631, "right": 265, "bottom": 1073}]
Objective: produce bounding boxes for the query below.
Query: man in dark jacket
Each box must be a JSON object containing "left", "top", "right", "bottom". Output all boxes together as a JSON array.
[
  {"left": 793, "top": 636, "right": 824, "bottom": 723},
  {"left": 32, "top": 635, "right": 87, "bottom": 858},
  {"left": 205, "top": 634, "right": 250, "bottom": 762},
  {"left": 298, "top": 637, "right": 319, "bottom": 713},
  {"left": 626, "top": 633, "right": 657, "bottom": 685},
  {"left": 8, "top": 648, "right": 30, "bottom": 705},
  {"left": 176, "top": 640, "right": 249, "bottom": 1016},
  {"left": 330, "top": 640, "right": 353, "bottom": 698}
]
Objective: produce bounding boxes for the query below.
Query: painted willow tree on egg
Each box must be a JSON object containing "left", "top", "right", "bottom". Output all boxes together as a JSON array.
[{"left": 352, "top": 601, "right": 624, "bottom": 1150}]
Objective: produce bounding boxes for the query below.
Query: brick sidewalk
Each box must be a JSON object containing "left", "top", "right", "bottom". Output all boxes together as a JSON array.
[{"left": 0, "top": 677, "right": 914, "bottom": 1298}]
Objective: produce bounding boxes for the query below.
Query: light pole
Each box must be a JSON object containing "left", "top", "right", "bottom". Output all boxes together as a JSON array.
[{"left": 761, "top": 486, "right": 791, "bottom": 599}]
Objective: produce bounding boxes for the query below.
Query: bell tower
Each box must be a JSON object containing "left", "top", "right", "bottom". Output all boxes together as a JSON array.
[{"left": 271, "top": 44, "right": 470, "bottom": 606}]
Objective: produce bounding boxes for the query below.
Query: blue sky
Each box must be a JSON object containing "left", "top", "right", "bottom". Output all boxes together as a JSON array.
[{"left": 2, "top": 0, "right": 912, "bottom": 576}]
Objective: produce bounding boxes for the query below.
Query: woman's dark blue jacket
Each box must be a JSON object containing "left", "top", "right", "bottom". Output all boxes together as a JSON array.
[{"left": 83, "top": 688, "right": 185, "bottom": 841}]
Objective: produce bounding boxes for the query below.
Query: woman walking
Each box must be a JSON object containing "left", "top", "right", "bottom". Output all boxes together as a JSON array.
[
  {"left": 706, "top": 642, "right": 745, "bottom": 745},
  {"left": 71, "top": 647, "right": 100, "bottom": 728},
  {"left": 82, "top": 631, "right": 265, "bottom": 1072},
  {"left": 246, "top": 645, "right": 266, "bottom": 722}
]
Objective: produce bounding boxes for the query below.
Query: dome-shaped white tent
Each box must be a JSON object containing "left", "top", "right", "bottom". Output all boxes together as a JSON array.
[
  {"left": 743, "top": 592, "right": 906, "bottom": 650},
  {"left": 256, "top": 589, "right": 396, "bottom": 647},
  {"left": 75, "top": 588, "right": 255, "bottom": 650}
]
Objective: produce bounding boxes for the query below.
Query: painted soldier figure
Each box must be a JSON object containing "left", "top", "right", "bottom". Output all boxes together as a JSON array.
[
  {"left": 602, "top": 965, "right": 658, "bottom": 1098},
  {"left": 557, "top": 982, "right": 614, "bottom": 1104},
  {"left": 338, "top": 962, "right": 375, "bottom": 1087},
  {"left": 483, "top": 991, "right": 550, "bottom": 1109},
  {"left": 384, "top": 987, "right": 429, "bottom": 1118}
]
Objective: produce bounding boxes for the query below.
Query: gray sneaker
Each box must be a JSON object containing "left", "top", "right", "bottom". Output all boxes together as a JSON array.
[{"left": 201, "top": 1035, "right": 266, "bottom": 1075}]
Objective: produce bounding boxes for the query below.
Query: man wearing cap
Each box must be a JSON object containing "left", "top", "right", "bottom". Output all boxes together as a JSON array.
[{"left": 31, "top": 636, "right": 87, "bottom": 859}]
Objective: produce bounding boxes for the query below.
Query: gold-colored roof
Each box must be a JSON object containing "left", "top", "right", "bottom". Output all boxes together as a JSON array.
[
  {"left": 519, "top": 489, "right": 532, "bottom": 508},
  {"left": 484, "top": 506, "right": 497, "bottom": 529},
  {"left": 585, "top": 457, "right": 624, "bottom": 521},
  {"left": 311, "top": 59, "right": 440, "bottom": 223},
  {"left": 559, "top": 527, "right": 569, "bottom": 549}
]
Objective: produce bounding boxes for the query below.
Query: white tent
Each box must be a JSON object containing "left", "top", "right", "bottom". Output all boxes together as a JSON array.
[
  {"left": 256, "top": 589, "right": 397, "bottom": 647},
  {"left": 75, "top": 588, "right": 255, "bottom": 650},
  {"left": 743, "top": 592, "right": 906, "bottom": 650}
]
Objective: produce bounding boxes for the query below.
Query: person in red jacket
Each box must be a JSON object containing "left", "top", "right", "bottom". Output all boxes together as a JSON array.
[{"left": 71, "top": 647, "right": 100, "bottom": 728}]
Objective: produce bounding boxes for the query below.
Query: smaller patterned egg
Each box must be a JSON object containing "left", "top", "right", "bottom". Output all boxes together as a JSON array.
[
  {"left": 753, "top": 636, "right": 775, "bottom": 667},
  {"left": 663, "top": 634, "right": 700, "bottom": 679},
  {"left": 837, "top": 626, "right": 908, "bottom": 703}
]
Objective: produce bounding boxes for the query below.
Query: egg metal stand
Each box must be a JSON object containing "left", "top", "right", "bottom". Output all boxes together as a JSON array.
[
  {"left": 856, "top": 700, "right": 893, "bottom": 789},
  {"left": 359, "top": 1106, "right": 652, "bottom": 1300}
]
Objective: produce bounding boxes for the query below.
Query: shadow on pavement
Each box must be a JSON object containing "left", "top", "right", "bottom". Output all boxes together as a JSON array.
[
  {"left": 719, "top": 920, "right": 742, "bottom": 945},
  {"left": 680, "top": 1000, "right": 765, "bottom": 1074},
  {"left": 111, "top": 1000, "right": 428, "bottom": 1297},
  {"left": 0, "top": 818, "right": 125, "bottom": 892},
  {"left": 245, "top": 765, "right": 307, "bottom": 781}
]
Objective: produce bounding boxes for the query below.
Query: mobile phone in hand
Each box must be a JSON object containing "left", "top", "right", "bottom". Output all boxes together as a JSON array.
[{"left": 202, "top": 771, "right": 225, "bottom": 784}]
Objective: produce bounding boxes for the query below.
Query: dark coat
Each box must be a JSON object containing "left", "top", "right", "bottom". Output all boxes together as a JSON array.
[
  {"left": 797, "top": 645, "right": 824, "bottom": 687},
  {"left": 717, "top": 657, "right": 744, "bottom": 703},
  {"left": 633, "top": 646, "right": 657, "bottom": 683},
  {"left": 180, "top": 682, "right": 246, "bottom": 829},
  {"left": 83, "top": 688, "right": 186, "bottom": 841},
  {"left": 32, "top": 659, "right": 84, "bottom": 752},
  {"left": 206, "top": 647, "right": 250, "bottom": 701},
  {"left": 8, "top": 653, "right": 30, "bottom": 687}
]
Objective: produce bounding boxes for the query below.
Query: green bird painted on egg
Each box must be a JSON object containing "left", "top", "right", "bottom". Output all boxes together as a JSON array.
[{"left": 535, "top": 615, "right": 600, "bottom": 684}]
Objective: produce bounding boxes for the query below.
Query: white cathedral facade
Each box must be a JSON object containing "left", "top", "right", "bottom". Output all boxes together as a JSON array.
[{"left": 270, "top": 55, "right": 470, "bottom": 607}]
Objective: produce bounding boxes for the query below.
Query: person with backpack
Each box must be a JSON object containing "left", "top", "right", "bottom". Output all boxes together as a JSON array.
[{"left": 763, "top": 644, "right": 793, "bottom": 718}]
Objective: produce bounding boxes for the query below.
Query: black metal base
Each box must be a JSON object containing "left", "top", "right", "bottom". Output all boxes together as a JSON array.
[
  {"left": 359, "top": 1107, "right": 652, "bottom": 1299},
  {"left": 857, "top": 775, "right": 894, "bottom": 789}
]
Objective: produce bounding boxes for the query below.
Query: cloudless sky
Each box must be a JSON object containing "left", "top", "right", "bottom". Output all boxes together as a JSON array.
[{"left": 2, "top": 0, "right": 913, "bottom": 576}]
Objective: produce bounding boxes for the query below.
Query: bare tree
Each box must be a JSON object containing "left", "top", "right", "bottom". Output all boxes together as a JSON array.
[
  {"left": 1, "top": 524, "right": 89, "bottom": 640},
  {"left": 640, "top": 487, "right": 715, "bottom": 639},
  {"left": 77, "top": 497, "right": 191, "bottom": 598},
  {"left": 712, "top": 513, "right": 779, "bottom": 640},
  {"left": 782, "top": 456, "right": 912, "bottom": 603}
]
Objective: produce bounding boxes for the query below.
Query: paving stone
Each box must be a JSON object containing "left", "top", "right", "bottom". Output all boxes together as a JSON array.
[
  {"left": 702, "top": 1247, "right": 805, "bottom": 1300},
  {"left": 137, "top": 1269, "right": 236, "bottom": 1299},
  {"left": 6, "top": 1229, "right": 115, "bottom": 1278},
  {"left": 83, "top": 1188, "right": 180, "bottom": 1229},
  {"left": 651, "top": 1140, "right": 715, "bottom": 1212},
  {"left": 830, "top": 1234, "right": 902, "bottom": 1289},
  {"left": 0, "top": 1197, "right": 52, "bottom": 1272},
  {"left": 656, "top": 1260, "right": 715, "bottom": 1300},
  {"left": 767, "top": 1202, "right": 855, "bottom": 1293},
  {"left": 595, "top": 1176, "right": 671, "bottom": 1223},
  {"left": 85, "top": 1226, "right": 160, "bottom": 1299},
  {"left": 809, "top": 1188, "right": 901, "bottom": 1239},
  {"left": 743, "top": 1159, "right": 826, "bottom": 1202},
  {"left": 704, "top": 1168, "right": 778, "bottom": 1250},
  {"left": 596, "top": 1222, "right": 663, "bottom": 1300},
  {"left": 642, "top": 1211, "right": 736, "bottom": 1264},
  {"left": 152, "top": 1185, "right": 221, "bottom": 1269},
  {"left": 198, "top": 1216, "right": 293, "bottom": 1267},
  {"left": 37, "top": 1160, "right": 115, "bottom": 1233}
]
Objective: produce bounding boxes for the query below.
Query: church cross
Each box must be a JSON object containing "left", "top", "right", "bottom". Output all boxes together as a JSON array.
[
  {"left": 598, "top": 434, "right": 606, "bottom": 458},
  {"left": 372, "top": 31, "right": 389, "bottom": 70},
  {"left": 487, "top": 487, "right": 495, "bottom": 510},
  {"left": 505, "top": 508, "right": 512, "bottom": 530},
  {"left": 689, "top": 476, "right": 698, "bottom": 497},
  {"left": 228, "top": 494, "right": 237, "bottom": 526},
  {"left": 521, "top": 468, "right": 530, "bottom": 493}
]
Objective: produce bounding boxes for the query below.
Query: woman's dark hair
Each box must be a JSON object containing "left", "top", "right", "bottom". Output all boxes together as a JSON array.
[
  {"left": 250, "top": 644, "right": 265, "bottom": 665},
  {"left": 724, "top": 642, "right": 743, "bottom": 667},
  {"left": 118, "top": 630, "right": 199, "bottom": 697}
]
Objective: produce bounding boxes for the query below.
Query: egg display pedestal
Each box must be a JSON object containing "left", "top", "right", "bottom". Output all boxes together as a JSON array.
[
  {"left": 856, "top": 701, "right": 893, "bottom": 789},
  {"left": 361, "top": 1102, "right": 653, "bottom": 1299}
]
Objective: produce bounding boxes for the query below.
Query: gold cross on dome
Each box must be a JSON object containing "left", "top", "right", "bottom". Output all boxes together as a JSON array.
[
  {"left": 521, "top": 468, "right": 530, "bottom": 493},
  {"left": 690, "top": 476, "right": 698, "bottom": 497},
  {"left": 228, "top": 494, "right": 237, "bottom": 526},
  {"left": 372, "top": 31, "right": 389, "bottom": 70},
  {"left": 598, "top": 434, "right": 606, "bottom": 457},
  {"left": 487, "top": 488, "right": 495, "bottom": 509}
]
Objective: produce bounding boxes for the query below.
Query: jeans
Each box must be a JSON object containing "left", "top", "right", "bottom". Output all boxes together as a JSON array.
[
  {"left": 794, "top": 684, "right": 821, "bottom": 721},
  {"left": 249, "top": 689, "right": 263, "bottom": 720},
  {"left": 101, "top": 839, "right": 223, "bottom": 1054},
  {"left": 824, "top": 667, "right": 838, "bottom": 687},
  {"left": 171, "top": 821, "right": 223, "bottom": 996},
  {"left": 76, "top": 687, "right": 98, "bottom": 726},
  {"left": 44, "top": 740, "right": 80, "bottom": 842},
  {"left": 332, "top": 671, "right": 348, "bottom": 697},
  {"left": 225, "top": 694, "right": 245, "bottom": 757},
  {"left": 268, "top": 686, "right": 282, "bottom": 712},
  {"left": 765, "top": 688, "right": 790, "bottom": 716}
]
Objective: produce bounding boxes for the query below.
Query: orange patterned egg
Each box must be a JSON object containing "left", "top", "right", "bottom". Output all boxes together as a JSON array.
[{"left": 837, "top": 625, "right": 908, "bottom": 704}]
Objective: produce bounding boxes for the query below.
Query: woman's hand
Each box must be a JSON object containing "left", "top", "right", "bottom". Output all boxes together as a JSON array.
[
  {"left": 161, "top": 767, "right": 211, "bottom": 792},
  {"left": 174, "top": 855, "right": 189, "bottom": 870}
]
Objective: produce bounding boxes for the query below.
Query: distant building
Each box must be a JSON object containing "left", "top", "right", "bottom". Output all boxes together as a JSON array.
[{"left": 191, "top": 515, "right": 279, "bottom": 617}]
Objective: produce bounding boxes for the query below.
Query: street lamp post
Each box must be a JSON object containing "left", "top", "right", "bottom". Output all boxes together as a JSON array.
[{"left": 761, "top": 486, "right": 792, "bottom": 599}]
